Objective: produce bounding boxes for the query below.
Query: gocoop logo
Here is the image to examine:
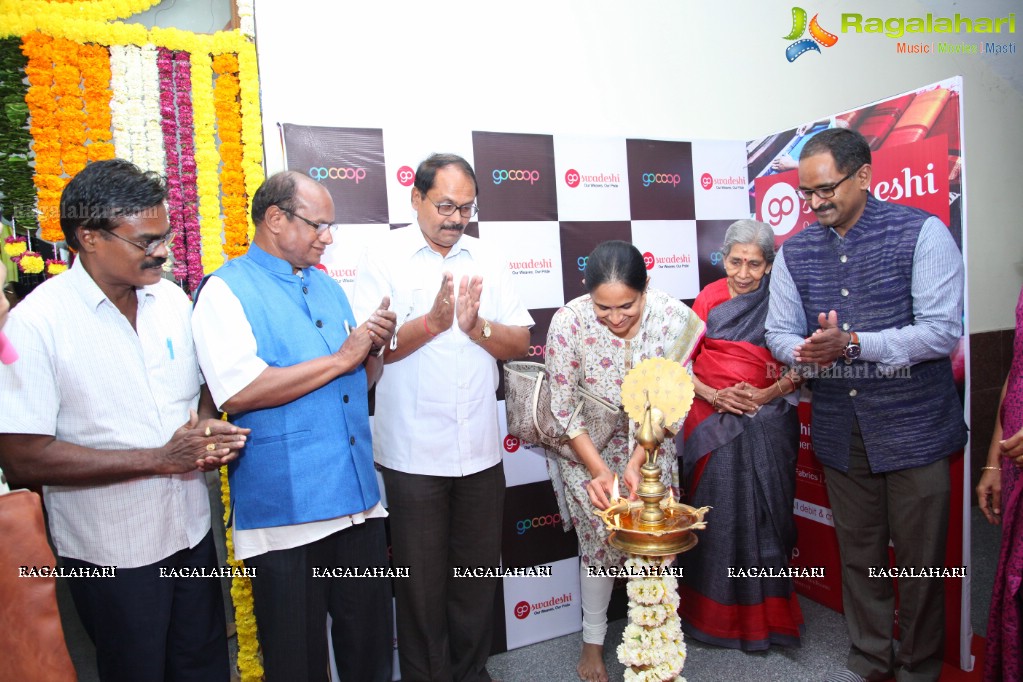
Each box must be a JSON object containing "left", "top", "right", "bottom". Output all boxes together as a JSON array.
[
  {"left": 641, "top": 172, "right": 681, "bottom": 188},
  {"left": 309, "top": 166, "right": 366, "bottom": 183},
  {"left": 526, "top": 344, "right": 546, "bottom": 358},
  {"left": 493, "top": 169, "right": 541, "bottom": 185},
  {"left": 577, "top": 255, "right": 589, "bottom": 272},
  {"left": 396, "top": 166, "right": 415, "bottom": 187},
  {"left": 503, "top": 435, "right": 520, "bottom": 453},
  {"left": 642, "top": 251, "right": 656, "bottom": 270},
  {"left": 784, "top": 7, "right": 839, "bottom": 62},
  {"left": 565, "top": 169, "right": 581, "bottom": 188},
  {"left": 516, "top": 513, "right": 561, "bottom": 535}
]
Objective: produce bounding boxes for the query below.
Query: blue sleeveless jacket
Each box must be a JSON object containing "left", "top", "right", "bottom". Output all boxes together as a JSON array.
[
  {"left": 214, "top": 244, "right": 380, "bottom": 529},
  {"left": 784, "top": 195, "right": 967, "bottom": 472}
]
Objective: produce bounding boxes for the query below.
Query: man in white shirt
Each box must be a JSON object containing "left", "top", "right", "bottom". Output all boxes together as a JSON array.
[
  {"left": 192, "top": 171, "right": 397, "bottom": 681},
  {"left": 0, "top": 159, "right": 248, "bottom": 681},
  {"left": 354, "top": 153, "right": 533, "bottom": 682}
]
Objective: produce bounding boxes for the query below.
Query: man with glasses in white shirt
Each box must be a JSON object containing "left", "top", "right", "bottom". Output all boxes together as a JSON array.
[
  {"left": 191, "top": 170, "right": 398, "bottom": 681},
  {"left": 354, "top": 153, "right": 533, "bottom": 682},
  {"left": 0, "top": 158, "right": 248, "bottom": 681}
]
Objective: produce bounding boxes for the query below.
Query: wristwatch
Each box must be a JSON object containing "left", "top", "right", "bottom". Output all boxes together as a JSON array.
[
  {"left": 842, "top": 331, "right": 861, "bottom": 364},
  {"left": 472, "top": 318, "right": 492, "bottom": 343}
]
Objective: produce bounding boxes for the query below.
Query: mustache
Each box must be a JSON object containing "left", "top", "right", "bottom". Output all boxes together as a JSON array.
[
  {"left": 142, "top": 257, "right": 167, "bottom": 270},
  {"left": 814, "top": 203, "right": 835, "bottom": 213},
  {"left": 441, "top": 223, "right": 465, "bottom": 231}
]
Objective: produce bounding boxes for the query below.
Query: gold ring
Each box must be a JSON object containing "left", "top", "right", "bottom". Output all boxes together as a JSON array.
[
  {"left": 206, "top": 443, "right": 216, "bottom": 452},
  {"left": 204, "top": 426, "right": 212, "bottom": 437}
]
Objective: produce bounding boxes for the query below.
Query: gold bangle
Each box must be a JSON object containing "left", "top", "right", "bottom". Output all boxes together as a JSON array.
[
  {"left": 776, "top": 379, "right": 784, "bottom": 397},
  {"left": 982, "top": 466, "right": 1001, "bottom": 471},
  {"left": 711, "top": 390, "right": 720, "bottom": 409}
]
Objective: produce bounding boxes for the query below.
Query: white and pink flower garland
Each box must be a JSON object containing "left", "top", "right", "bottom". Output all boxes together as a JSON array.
[
  {"left": 109, "top": 44, "right": 165, "bottom": 174},
  {"left": 157, "top": 47, "right": 203, "bottom": 290},
  {"left": 618, "top": 555, "right": 688, "bottom": 682}
]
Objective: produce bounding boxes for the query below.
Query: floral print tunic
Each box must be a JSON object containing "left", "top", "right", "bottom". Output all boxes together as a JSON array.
[{"left": 544, "top": 288, "right": 703, "bottom": 568}]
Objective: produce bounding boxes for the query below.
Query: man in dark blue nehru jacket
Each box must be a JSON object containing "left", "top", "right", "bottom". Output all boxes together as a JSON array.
[{"left": 766, "top": 128, "right": 967, "bottom": 682}]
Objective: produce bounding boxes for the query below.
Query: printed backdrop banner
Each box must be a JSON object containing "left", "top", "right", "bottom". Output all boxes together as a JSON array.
[
  {"left": 748, "top": 76, "right": 970, "bottom": 670},
  {"left": 281, "top": 77, "right": 971, "bottom": 671}
]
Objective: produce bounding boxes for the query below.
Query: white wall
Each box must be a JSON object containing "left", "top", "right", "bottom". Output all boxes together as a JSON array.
[{"left": 253, "top": 0, "right": 1023, "bottom": 332}]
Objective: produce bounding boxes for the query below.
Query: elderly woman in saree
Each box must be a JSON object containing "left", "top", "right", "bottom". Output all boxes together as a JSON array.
[
  {"left": 677, "top": 219, "right": 804, "bottom": 650},
  {"left": 545, "top": 240, "right": 704, "bottom": 682}
]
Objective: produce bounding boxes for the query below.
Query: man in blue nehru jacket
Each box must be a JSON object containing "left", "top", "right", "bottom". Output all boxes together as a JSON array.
[
  {"left": 192, "top": 171, "right": 397, "bottom": 681},
  {"left": 766, "top": 128, "right": 967, "bottom": 682}
]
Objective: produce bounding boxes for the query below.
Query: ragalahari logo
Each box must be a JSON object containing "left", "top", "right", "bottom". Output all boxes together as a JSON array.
[{"left": 784, "top": 7, "right": 839, "bottom": 62}]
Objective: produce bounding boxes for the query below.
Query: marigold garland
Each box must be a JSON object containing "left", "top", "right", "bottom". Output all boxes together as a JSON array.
[
  {"left": 219, "top": 466, "right": 264, "bottom": 681},
  {"left": 212, "top": 53, "right": 248, "bottom": 259},
  {"left": 2, "top": 0, "right": 162, "bottom": 25},
  {"left": 22, "top": 32, "right": 63, "bottom": 241},
  {"left": 237, "top": 41, "right": 263, "bottom": 237},
  {"left": 191, "top": 49, "right": 224, "bottom": 273},
  {"left": 78, "top": 42, "right": 115, "bottom": 163}
]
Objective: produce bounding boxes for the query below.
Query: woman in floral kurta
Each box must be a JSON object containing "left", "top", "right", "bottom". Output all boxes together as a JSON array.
[{"left": 543, "top": 240, "right": 703, "bottom": 682}]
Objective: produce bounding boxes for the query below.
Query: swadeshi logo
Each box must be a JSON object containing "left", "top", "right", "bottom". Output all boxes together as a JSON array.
[
  {"left": 700, "top": 172, "right": 746, "bottom": 191},
  {"left": 565, "top": 169, "right": 622, "bottom": 188},
  {"left": 493, "top": 169, "right": 540, "bottom": 185},
  {"left": 513, "top": 593, "right": 573, "bottom": 620},
  {"left": 643, "top": 251, "right": 692, "bottom": 270},
  {"left": 309, "top": 167, "right": 366, "bottom": 183},
  {"left": 508, "top": 258, "right": 554, "bottom": 275},
  {"left": 783, "top": 8, "right": 839, "bottom": 62},
  {"left": 396, "top": 166, "right": 415, "bottom": 187},
  {"left": 641, "top": 172, "right": 681, "bottom": 188},
  {"left": 516, "top": 514, "right": 561, "bottom": 535},
  {"left": 761, "top": 181, "right": 801, "bottom": 236},
  {"left": 526, "top": 344, "right": 546, "bottom": 358},
  {"left": 872, "top": 162, "right": 940, "bottom": 202},
  {"left": 503, "top": 435, "right": 520, "bottom": 453}
]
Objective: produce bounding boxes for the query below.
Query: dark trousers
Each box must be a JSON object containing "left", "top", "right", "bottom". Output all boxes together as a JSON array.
[
  {"left": 382, "top": 464, "right": 505, "bottom": 682},
  {"left": 63, "top": 530, "right": 229, "bottom": 682},
  {"left": 245, "top": 519, "right": 393, "bottom": 682},
  {"left": 824, "top": 420, "right": 950, "bottom": 682}
]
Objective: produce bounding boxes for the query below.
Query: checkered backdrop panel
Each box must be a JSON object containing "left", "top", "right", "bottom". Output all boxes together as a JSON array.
[{"left": 281, "top": 124, "right": 754, "bottom": 659}]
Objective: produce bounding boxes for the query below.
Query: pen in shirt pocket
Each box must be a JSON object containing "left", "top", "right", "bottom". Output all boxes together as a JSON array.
[{"left": 166, "top": 337, "right": 175, "bottom": 360}]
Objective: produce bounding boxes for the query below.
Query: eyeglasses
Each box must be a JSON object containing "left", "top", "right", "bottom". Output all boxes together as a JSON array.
[
  {"left": 102, "top": 228, "right": 176, "bottom": 256},
  {"left": 277, "top": 206, "right": 338, "bottom": 234},
  {"left": 796, "top": 167, "right": 861, "bottom": 201},
  {"left": 427, "top": 197, "right": 478, "bottom": 219}
]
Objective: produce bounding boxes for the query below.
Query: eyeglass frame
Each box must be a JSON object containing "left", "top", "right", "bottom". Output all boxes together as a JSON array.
[
  {"left": 426, "top": 196, "right": 478, "bottom": 219},
  {"left": 99, "top": 227, "right": 176, "bottom": 256},
  {"left": 275, "top": 205, "right": 338, "bottom": 234},
  {"left": 795, "top": 165, "right": 863, "bottom": 201}
]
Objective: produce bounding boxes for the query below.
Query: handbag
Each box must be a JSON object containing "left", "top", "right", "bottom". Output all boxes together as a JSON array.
[
  {"left": 0, "top": 489, "right": 78, "bottom": 681},
  {"left": 503, "top": 360, "right": 624, "bottom": 460}
]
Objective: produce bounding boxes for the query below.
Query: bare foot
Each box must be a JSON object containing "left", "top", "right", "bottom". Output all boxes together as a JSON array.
[{"left": 577, "top": 643, "right": 608, "bottom": 682}]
